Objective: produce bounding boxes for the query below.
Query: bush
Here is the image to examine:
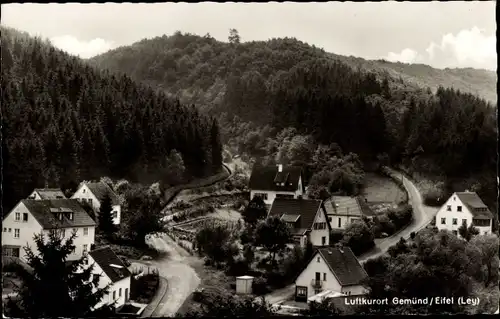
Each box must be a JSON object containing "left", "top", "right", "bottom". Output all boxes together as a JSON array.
[
  {"left": 252, "top": 277, "right": 270, "bottom": 296},
  {"left": 130, "top": 271, "right": 160, "bottom": 304},
  {"left": 266, "top": 271, "right": 287, "bottom": 288},
  {"left": 226, "top": 258, "right": 250, "bottom": 276},
  {"left": 330, "top": 230, "right": 344, "bottom": 244},
  {"left": 410, "top": 231, "right": 416, "bottom": 240}
]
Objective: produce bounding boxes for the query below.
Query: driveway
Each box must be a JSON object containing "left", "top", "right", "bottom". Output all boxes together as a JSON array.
[
  {"left": 260, "top": 168, "right": 439, "bottom": 305},
  {"left": 133, "top": 233, "right": 201, "bottom": 317}
]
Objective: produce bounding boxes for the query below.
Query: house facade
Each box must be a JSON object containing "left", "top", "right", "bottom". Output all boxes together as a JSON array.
[
  {"left": 28, "top": 188, "right": 67, "bottom": 200},
  {"left": 2, "top": 199, "right": 96, "bottom": 262},
  {"left": 295, "top": 246, "right": 368, "bottom": 302},
  {"left": 268, "top": 198, "right": 331, "bottom": 248},
  {"left": 71, "top": 182, "right": 121, "bottom": 225},
  {"left": 249, "top": 164, "right": 304, "bottom": 207},
  {"left": 86, "top": 246, "right": 132, "bottom": 310},
  {"left": 323, "top": 196, "right": 374, "bottom": 230},
  {"left": 435, "top": 191, "right": 493, "bottom": 236}
]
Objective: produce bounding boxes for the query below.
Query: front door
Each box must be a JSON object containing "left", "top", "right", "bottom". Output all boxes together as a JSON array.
[
  {"left": 125, "top": 288, "right": 129, "bottom": 302},
  {"left": 315, "top": 272, "right": 321, "bottom": 281}
]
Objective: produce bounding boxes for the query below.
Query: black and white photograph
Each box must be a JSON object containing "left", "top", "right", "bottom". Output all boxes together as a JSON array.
[{"left": 1, "top": 1, "right": 498, "bottom": 317}]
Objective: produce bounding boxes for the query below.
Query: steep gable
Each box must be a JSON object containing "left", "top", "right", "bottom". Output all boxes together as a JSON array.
[
  {"left": 268, "top": 198, "right": 322, "bottom": 233},
  {"left": 455, "top": 192, "right": 493, "bottom": 219},
  {"left": 89, "top": 246, "right": 131, "bottom": 283},
  {"left": 20, "top": 199, "right": 96, "bottom": 229},
  {"left": 84, "top": 182, "right": 120, "bottom": 206},
  {"left": 317, "top": 247, "right": 368, "bottom": 286},
  {"left": 249, "top": 165, "right": 303, "bottom": 192}
]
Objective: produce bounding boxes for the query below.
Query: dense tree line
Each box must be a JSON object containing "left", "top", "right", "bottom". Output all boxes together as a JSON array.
[
  {"left": 90, "top": 30, "right": 497, "bottom": 213},
  {"left": 1, "top": 27, "right": 223, "bottom": 212}
]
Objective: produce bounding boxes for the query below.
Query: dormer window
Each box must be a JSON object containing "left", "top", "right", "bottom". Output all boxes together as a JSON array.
[
  {"left": 58, "top": 213, "right": 63, "bottom": 220},
  {"left": 67, "top": 212, "right": 73, "bottom": 221}
]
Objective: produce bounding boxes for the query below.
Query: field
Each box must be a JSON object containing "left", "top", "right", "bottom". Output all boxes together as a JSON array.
[
  {"left": 362, "top": 172, "right": 407, "bottom": 204},
  {"left": 177, "top": 217, "right": 242, "bottom": 233}
]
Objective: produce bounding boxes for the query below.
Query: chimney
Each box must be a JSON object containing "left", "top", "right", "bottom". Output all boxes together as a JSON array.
[{"left": 278, "top": 164, "right": 283, "bottom": 172}]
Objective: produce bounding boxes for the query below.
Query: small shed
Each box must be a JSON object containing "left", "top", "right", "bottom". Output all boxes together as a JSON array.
[{"left": 236, "top": 275, "right": 254, "bottom": 295}]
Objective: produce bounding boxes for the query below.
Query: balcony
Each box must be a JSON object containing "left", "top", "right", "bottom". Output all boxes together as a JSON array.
[{"left": 311, "top": 279, "right": 323, "bottom": 288}]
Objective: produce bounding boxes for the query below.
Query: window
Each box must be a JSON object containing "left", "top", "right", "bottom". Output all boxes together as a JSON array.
[
  {"left": 446, "top": 205, "right": 451, "bottom": 211},
  {"left": 83, "top": 228, "right": 88, "bottom": 236},
  {"left": 316, "top": 257, "right": 320, "bottom": 263},
  {"left": 457, "top": 206, "right": 462, "bottom": 212},
  {"left": 88, "top": 199, "right": 93, "bottom": 205},
  {"left": 15, "top": 213, "right": 20, "bottom": 221},
  {"left": 8, "top": 228, "right": 11, "bottom": 232},
  {"left": 83, "top": 188, "right": 86, "bottom": 193},
  {"left": 23, "top": 213, "right": 28, "bottom": 222},
  {"left": 473, "top": 219, "right": 491, "bottom": 227},
  {"left": 338, "top": 218, "right": 341, "bottom": 228},
  {"left": 322, "top": 236, "right": 326, "bottom": 246},
  {"left": 328, "top": 217, "right": 332, "bottom": 222},
  {"left": 441, "top": 218, "right": 446, "bottom": 225},
  {"left": 119, "top": 288, "right": 122, "bottom": 297},
  {"left": 113, "top": 291, "right": 116, "bottom": 300},
  {"left": 462, "top": 219, "right": 467, "bottom": 226},
  {"left": 14, "top": 229, "right": 20, "bottom": 238},
  {"left": 83, "top": 244, "right": 88, "bottom": 253},
  {"left": 2, "top": 228, "right": 6, "bottom": 232},
  {"left": 323, "top": 273, "right": 326, "bottom": 281},
  {"left": 453, "top": 197, "right": 455, "bottom": 201},
  {"left": 112, "top": 211, "right": 117, "bottom": 219},
  {"left": 452, "top": 218, "right": 457, "bottom": 225}
]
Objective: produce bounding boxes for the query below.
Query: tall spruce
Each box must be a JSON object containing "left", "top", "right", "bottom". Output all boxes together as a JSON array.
[
  {"left": 4, "top": 230, "right": 114, "bottom": 317},
  {"left": 98, "top": 193, "right": 116, "bottom": 234}
]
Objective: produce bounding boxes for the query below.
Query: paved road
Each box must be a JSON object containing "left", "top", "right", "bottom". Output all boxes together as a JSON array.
[
  {"left": 261, "top": 168, "right": 439, "bottom": 305},
  {"left": 133, "top": 233, "right": 201, "bottom": 317}
]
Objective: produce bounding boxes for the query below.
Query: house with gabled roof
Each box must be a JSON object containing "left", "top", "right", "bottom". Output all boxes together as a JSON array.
[
  {"left": 28, "top": 188, "right": 67, "bottom": 200},
  {"left": 249, "top": 164, "right": 304, "bottom": 207},
  {"left": 86, "top": 246, "right": 132, "bottom": 311},
  {"left": 71, "top": 182, "right": 121, "bottom": 225},
  {"left": 294, "top": 246, "right": 368, "bottom": 302},
  {"left": 268, "top": 198, "right": 331, "bottom": 247},
  {"left": 323, "top": 196, "right": 375, "bottom": 230},
  {"left": 2, "top": 199, "right": 96, "bottom": 262},
  {"left": 435, "top": 191, "right": 493, "bottom": 236}
]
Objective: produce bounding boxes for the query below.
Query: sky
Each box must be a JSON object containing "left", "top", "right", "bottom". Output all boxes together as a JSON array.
[{"left": 1, "top": 2, "right": 497, "bottom": 71}]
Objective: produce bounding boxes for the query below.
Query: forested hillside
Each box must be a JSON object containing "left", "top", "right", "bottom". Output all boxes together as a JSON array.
[
  {"left": 1, "top": 27, "right": 223, "bottom": 212},
  {"left": 91, "top": 31, "right": 497, "bottom": 217}
]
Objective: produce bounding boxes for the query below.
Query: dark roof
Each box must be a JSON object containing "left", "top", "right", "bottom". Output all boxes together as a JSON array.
[
  {"left": 249, "top": 165, "right": 303, "bottom": 192},
  {"left": 32, "top": 188, "right": 67, "bottom": 200},
  {"left": 85, "top": 182, "right": 120, "bottom": 206},
  {"left": 19, "top": 199, "right": 96, "bottom": 229},
  {"left": 317, "top": 246, "right": 368, "bottom": 286},
  {"left": 89, "top": 246, "right": 131, "bottom": 283},
  {"left": 324, "top": 196, "right": 374, "bottom": 217},
  {"left": 268, "top": 198, "right": 322, "bottom": 232},
  {"left": 455, "top": 192, "right": 493, "bottom": 219}
]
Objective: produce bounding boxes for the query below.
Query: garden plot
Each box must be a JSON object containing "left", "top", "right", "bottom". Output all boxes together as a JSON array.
[{"left": 362, "top": 172, "right": 406, "bottom": 207}]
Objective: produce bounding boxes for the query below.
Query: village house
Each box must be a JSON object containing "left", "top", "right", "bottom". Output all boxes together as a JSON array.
[
  {"left": 323, "top": 196, "right": 374, "bottom": 230},
  {"left": 294, "top": 246, "right": 369, "bottom": 302},
  {"left": 2, "top": 199, "right": 96, "bottom": 262},
  {"left": 85, "top": 246, "right": 132, "bottom": 311},
  {"left": 71, "top": 182, "right": 121, "bottom": 225},
  {"left": 249, "top": 164, "right": 304, "bottom": 208},
  {"left": 435, "top": 191, "right": 493, "bottom": 236},
  {"left": 268, "top": 198, "right": 331, "bottom": 247},
  {"left": 28, "top": 188, "right": 67, "bottom": 200}
]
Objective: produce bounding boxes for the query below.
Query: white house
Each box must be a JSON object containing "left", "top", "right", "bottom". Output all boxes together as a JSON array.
[
  {"left": 86, "top": 246, "right": 132, "bottom": 311},
  {"left": 323, "top": 196, "right": 374, "bottom": 230},
  {"left": 2, "top": 199, "right": 96, "bottom": 262},
  {"left": 28, "top": 188, "right": 67, "bottom": 200},
  {"left": 249, "top": 164, "right": 304, "bottom": 207},
  {"left": 294, "top": 246, "right": 369, "bottom": 302},
  {"left": 268, "top": 198, "right": 331, "bottom": 247},
  {"left": 435, "top": 191, "right": 493, "bottom": 236},
  {"left": 71, "top": 182, "right": 121, "bottom": 225}
]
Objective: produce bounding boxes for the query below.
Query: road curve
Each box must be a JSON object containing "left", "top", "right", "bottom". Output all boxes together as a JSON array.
[{"left": 261, "top": 168, "right": 439, "bottom": 305}]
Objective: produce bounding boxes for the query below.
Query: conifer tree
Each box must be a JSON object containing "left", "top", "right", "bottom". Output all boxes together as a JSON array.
[
  {"left": 4, "top": 230, "right": 114, "bottom": 317},
  {"left": 98, "top": 193, "right": 116, "bottom": 234}
]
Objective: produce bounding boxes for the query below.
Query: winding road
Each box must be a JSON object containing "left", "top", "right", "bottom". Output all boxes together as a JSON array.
[{"left": 261, "top": 167, "right": 439, "bottom": 305}]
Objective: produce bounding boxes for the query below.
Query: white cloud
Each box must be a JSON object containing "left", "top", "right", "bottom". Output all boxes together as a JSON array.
[
  {"left": 386, "top": 27, "right": 496, "bottom": 70},
  {"left": 50, "top": 35, "right": 114, "bottom": 59}
]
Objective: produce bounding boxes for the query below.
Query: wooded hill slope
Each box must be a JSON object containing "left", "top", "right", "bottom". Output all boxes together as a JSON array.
[
  {"left": 1, "top": 27, "right": 223, "bottom": 212},
  {"left": 89, "top": 31, "right": 497, "bottom": 214}
]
